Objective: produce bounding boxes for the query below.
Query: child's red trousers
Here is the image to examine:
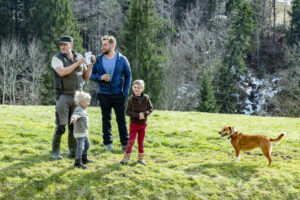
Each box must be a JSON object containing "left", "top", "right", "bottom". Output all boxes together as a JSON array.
[{"left": 125, "top": 123, "right": 147, "bottom": 154}]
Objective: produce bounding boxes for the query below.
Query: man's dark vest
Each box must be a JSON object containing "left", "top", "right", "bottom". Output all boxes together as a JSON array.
[{"left": 53, "top": 52, "right": 85, "bottom": 97}]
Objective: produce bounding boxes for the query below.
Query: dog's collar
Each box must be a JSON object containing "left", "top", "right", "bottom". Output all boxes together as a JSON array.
[{"left": 228, "top": 129, "right": 237, "bottom": 140}]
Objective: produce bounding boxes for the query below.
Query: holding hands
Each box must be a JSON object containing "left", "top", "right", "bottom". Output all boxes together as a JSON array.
[
  {"left": 77, "top": 57, "right": 86, "bottom": 65},
  {"left": 139, "top": 113, "right": 145, "bottom": 120}
]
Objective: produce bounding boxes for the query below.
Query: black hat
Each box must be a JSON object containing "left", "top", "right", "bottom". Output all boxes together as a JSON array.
[{"left": 59, "top": 36, "right": 73, "bottom": 44}]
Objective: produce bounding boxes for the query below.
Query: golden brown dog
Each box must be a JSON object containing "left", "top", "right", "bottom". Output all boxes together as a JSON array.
[{"left": 219, "top": 125, "right": 285, "bottom": 166}]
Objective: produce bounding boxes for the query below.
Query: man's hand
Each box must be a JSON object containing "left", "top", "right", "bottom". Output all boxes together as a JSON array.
[
  {"left": 91, "top": 55, "right": 96, "bottom": 64},
  {"left": 77, "top": 58, "right": 86, "bottom": 65},
  {"left": 101, "top": 74, "right": 111, "bottom": 82},
  {"left": 139, "top": 113, "right": 145, "bottom": 120},
  {"left": 70, "top": 118, "right": 76, "bottom": 124}
]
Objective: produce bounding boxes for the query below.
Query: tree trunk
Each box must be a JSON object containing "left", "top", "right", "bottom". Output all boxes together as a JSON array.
[{"left": 272, "top": 0, "right": 276, "bottom": 57}]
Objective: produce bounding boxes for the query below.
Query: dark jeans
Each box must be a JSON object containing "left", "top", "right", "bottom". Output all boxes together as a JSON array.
[{"left": 97, "top": 93, "right": 129, "bottom": 146}]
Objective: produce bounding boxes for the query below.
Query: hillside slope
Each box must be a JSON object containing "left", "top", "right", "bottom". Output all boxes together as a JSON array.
[{"left": 0, "top": 106, "right": 299, "bottom": 199}]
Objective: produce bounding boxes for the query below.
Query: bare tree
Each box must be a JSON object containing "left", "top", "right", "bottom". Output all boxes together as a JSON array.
[
  {"left": 0, "top": 37, "right": 26, "bottom": 104},
  {"left": 72, "top": 0, "right": 124, "bottom": 105},
  {"left": 0, "top": 38, "right": 46, "bottom": 105},
  {"left": 0, "top": 39, "right": 10, "bottom": 104},
  {"left": 272, "top": 0, "right": 276, "bottom": 56},
  {"left": 21, "top": 39, "right": 46, "bottom": 105},
  {"left": 72, "top": 0, "right": 123, "bottom": 54},
  {"left": 262, "top": 42, "right": 300, "bottom": 117},
  {"left": 162, "top": 2, "right": 228, "bottom": 110}
]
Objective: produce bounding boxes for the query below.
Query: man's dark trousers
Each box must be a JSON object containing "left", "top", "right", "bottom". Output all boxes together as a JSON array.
[{"left": 98, "top": 93, "right": 128, "bottom": 146}]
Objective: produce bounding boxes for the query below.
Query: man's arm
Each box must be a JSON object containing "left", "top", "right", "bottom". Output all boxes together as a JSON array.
[
  {"left": 90, "top": 56, "right": 101, "bottom": 81},
  {"left": 54, "top": 57, "right": 85, "bottom": 77},
  {"left": 82, "top": 55, "right": 96, "bottom": 81},
  {"left": 122, "top": 57, "right": 132, "bottom": 96}
]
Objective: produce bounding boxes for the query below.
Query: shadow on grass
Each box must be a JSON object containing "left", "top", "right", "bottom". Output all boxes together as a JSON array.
[
  {"left": 0, "top": 152, "right": 73, "bottom": 199},
  {"left": 0, "top": 152, "right": 124, "bottom": 199},
  {"left": 1, "top": 166, "right": 71, "bottom": 200},
  {"left": 50, "top": 163, "right": 125, "bottom": 199},
  {"left": 92, "top": 147, "right": 124, "bottom": 155},
  {"left": 0, "top": 153, "right": 52, "bottom": 181},
  {"left": 184, "top": 162, "right": 260, "bottom": 181}
]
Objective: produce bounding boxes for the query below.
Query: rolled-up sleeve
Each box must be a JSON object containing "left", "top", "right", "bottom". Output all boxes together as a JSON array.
[{"left": 51, "top": 56, "right": 63, "bottom": 69}]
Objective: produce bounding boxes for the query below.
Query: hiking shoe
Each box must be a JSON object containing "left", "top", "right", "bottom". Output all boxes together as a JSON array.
[
  {"left": 122, "top": 144, "right": 127, "bottom": 151},
  {"left": 105, "top": 144, "right": 114, "bottom": 151},
  {"left": 120, "top": 153, "right": 131, "bottom": 165},
  {"left": 138, "top": 153, "right": 146, "bottom": 165},
  {"left": 120, "top": 159, "right": 128, "bottom": 165},
  {"left": 51, "top": 154, "right": 63, "bottom": 160},
  {"left": 138, "top": 160, "right": 147, "bottom": 166}
]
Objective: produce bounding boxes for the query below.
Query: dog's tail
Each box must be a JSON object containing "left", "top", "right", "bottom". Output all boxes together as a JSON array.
[{"left": 270, "top": 132, "right": 286, "bottom": 143}]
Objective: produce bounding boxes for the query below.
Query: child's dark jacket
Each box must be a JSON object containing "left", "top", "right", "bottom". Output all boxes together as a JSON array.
[{"left": 125, "top": 93, "right": 153, "bottom": 124}]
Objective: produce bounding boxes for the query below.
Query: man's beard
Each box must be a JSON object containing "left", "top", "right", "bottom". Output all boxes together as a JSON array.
[{"left": 102, "top": 49, "right": 111, "bottom": 54}]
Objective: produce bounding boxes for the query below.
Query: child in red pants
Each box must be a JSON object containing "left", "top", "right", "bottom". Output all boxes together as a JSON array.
[{"left": 120, "top": 80, "right": 153, "bottom": 165}]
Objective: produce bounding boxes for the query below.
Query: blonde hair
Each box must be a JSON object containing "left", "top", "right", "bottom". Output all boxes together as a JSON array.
[
  {"left": 132, "top": 80, "right": 145, "bottom": 88},
  {"left": 101, "top": 35, "right": 116, "bottom": 45},
  {"left": 74, "top": 91, "right": 91, "bottom": 105}
]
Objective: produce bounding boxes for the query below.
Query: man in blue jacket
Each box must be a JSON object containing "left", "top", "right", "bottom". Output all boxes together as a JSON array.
[{"left": 90, "top": 35, "right": 131, "bottom": 151}]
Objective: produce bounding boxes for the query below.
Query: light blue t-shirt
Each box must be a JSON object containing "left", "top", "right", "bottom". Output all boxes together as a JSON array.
[{"left": 102, "top": 54, "right": 117, "bottom": 81}]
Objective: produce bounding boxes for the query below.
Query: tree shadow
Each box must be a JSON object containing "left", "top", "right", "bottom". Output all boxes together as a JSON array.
[
  {"left": 92, "top": 147, "right": 124, "bottom": 156},
  {"left": 0, "top": 152, "right": 71, "bottom": 199},
  {"left": 0, "top": 153, "right": 52, "bottom": 181},
  {"left": 184, "top": 162, "right": 260, "bottom": 181},
  {"left": 52, "top": 162, "right": 125, "bottom": 199},
  {"left": 1, "top": 166, "right": 71, "bottom": 199}
]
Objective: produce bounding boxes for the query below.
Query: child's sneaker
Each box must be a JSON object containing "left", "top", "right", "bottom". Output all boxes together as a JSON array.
[
  {"left": 74, "top": 159, "right": 87, "bottom": 169},
  {"left": 82, "top": 154, "right": 93, "bottom": 164}
]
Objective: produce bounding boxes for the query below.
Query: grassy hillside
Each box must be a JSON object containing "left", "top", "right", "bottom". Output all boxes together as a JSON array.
[{"left": 0, "top": 105, "right": 299, "bottom": 200}]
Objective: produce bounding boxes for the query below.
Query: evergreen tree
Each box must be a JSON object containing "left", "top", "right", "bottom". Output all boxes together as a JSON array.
[
  {"left": 49, "top": 0, "right": 83, "bottom": 56},
  {"left": 287, "top": 0, "right": 300, "bottom": 46},
  {"left": 216, "top": 0, "right": 254, "bottom": 113},
  {"left": 0, "top": 0, "right": 15, "bottom": 38},
  {"left": 197, "top": 70, "right": 219, "bottom": 113},
  {"left": 225, "top": 1, "right": 254, "bottom": 75},
  {"left": 38, "top": 0, "right": 84, "bottom": 104},
  {"left": 121, "top": 0, "right": 166, "bottom": 107},
  {"left": 225, "top": 0, "right": 239, "bottom": 14},
  {"left": 215, "top": 63, "right": 238, "bottom": 113}
]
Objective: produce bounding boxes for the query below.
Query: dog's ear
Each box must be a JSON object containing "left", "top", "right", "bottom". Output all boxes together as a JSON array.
[{"left": 229, "top": 126, "right": 233, "bottom": 131}]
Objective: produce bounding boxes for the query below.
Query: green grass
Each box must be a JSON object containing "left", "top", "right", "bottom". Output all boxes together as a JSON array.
[{"left": 0, "top": 105, "right": 299, "bottom": 200}]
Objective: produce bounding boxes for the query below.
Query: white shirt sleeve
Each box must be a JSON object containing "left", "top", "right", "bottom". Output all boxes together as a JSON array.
[
  {"left": 51, "top": 56, "right": 63, "bottom": 69},
  {"left": 51, "top": 54, "right": 87, "bottom": 71}
]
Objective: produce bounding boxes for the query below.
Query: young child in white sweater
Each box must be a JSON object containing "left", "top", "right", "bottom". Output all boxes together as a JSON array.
[{"left": 70, "top": 91, "right": 93, "bottom": 169}]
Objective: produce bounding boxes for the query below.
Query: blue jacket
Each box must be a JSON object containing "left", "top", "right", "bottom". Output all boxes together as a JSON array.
[{"left": 90, "top": 52, "right": 131, "bottom": 96}]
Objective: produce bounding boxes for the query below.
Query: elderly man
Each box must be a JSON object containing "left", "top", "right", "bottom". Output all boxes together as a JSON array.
[{"left": 51, "top": 36, "right": 95, "bottom": 160}]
